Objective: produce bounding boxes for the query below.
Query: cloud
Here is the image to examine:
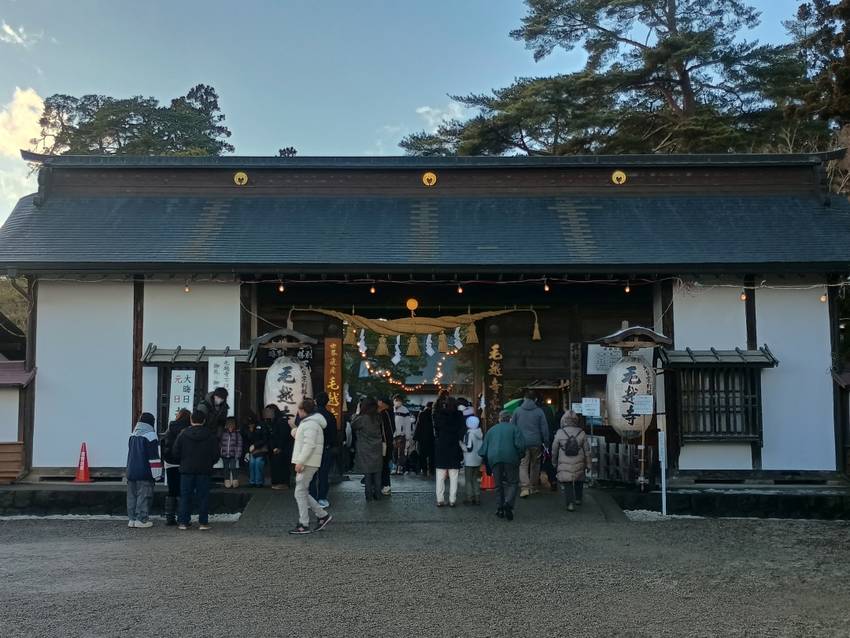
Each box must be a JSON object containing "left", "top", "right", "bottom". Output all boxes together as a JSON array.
[
  {"left": 0, "top": 87, "right": 44, "bottom": 158},
  {"left": 0, "top": 159, "right": 36, "bottom": 221},
  {"left": 415, "top": 102, "right": 469, "bottom": 133},
  {"left": 0, "top": 21, "right": 42, "bottom": 48},
  {"left": 364, "top": 124, "right": 404, "bottom": 156}
]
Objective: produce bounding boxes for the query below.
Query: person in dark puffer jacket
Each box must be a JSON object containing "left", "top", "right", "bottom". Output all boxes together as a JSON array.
[
  {"left": 161, "top": 408, "right": 191, "bottom": 525},
  {"left": 173, "top": 410, "right": 220, "bottom": 530},
  {"left": 126, "top": 412, "right": 162, "bottom": 529}
]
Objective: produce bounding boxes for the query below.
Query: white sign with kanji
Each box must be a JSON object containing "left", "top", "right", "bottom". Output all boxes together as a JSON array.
[
  {"left": 208, "top": 356, "right": 236, "bottom": 416},
  {"left": 168, "top": 370, "right": 196, "bottom": 421}
]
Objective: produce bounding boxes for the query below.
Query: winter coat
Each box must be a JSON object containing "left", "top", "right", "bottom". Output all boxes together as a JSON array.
[
  {"left": 246, "top": 424, "right": 271, "bottom": 457},
  {"left": 266, "top": 417, "right": 293, "bottom": 460},
  {"left": 317, "top": 407, "right": 338, "bottom": 450},
  {"left": 413, "top": 408, "right": 434, "bottom": 454},
  {"left": 291, "top": 412, "right": 326, "bottom": 468},
  {"left": 220, "top": 430, "right": 243, "bottom": 459},
  {"left": 351, "top": 413, "right": 383, "bottom": 474},
  {"left": 161, "top": 416, "right": 190, "bottom": 467},
  {"left": 551, "top": 425, "right": 592, "bottom": 483},
  {"left": 173, "top": 425, "right": 220, "bottom": 475},
  {"left": 126, "top": 421, "right": 162, "bottom": 482},
  {"left": 510, "top": 399, "right": 550, "bottom": 448},
  {"left": 479, "top": 421, "right": 526, "bottom": 467},
  {"left": 197, "top": 392, "right": 229, "bottom": 435},
  {"left": 461, "top": 427, "right": 484, "bottom": 467},
  {"left": 379, "top": 409, "right": 394, "bottom": 460},
  {"left": 393, "top": 403, "right": 414, "bottom": 440},
  {"left": 433, "top": 407, "right": 464, "bottom": 469}
]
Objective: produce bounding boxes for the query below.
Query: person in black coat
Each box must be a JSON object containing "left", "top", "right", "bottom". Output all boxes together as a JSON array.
[
  {"left": 309, "top": 392, "right": 338, "bottom": 507},
  {"left": 377, "top": 397, "right": 394, "bottom": 495},
  {"left": 161, "top": 408, "right": 191, "bottom": 525},
  {"left": 413, "top": 402, "right": 435, "bottom": 478},
  {"left": 264, "top": 404, "right": 293, "bottom": 490},
  {"left": 197, "top": 387, "right": 229, "bottom": 437},
  {"left": 173, "top": 410, "right": 220, "bottom": 530},
  {"left": 433, "top": 394, "right": 465, "bottom": 507}
]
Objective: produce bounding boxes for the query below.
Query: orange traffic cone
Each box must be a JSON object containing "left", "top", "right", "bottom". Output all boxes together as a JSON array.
[
  {"left": 73, "top": 442, "right": 93, "bottom": 483},
  {"left": 481, "top": 464, "right": 495, "bottom": 491}
]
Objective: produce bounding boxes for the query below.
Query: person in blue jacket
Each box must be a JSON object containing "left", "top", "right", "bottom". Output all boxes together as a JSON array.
[{"left": 126, "top": 412, "right": 162, "bottom": 529}]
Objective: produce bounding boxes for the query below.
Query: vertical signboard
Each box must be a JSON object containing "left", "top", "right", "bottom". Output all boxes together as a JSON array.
[
  {"left": 208, "top": 356, "right": 236, "bottom": 416},
  {"left": 324, "top": 338, "right": 343, "bottom": 428},
  {"left": 168, "top": 370, "right": 195, "bottom": 421},
  {"left": 487, "top": 344, "right": 504, "bottom": 425}
]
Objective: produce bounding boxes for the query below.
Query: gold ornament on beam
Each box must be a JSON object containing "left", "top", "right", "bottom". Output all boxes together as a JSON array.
[
  {"left": 343, "top": 325, "right": 357, "bottom": 346},
  {"left": 438, "top": 332, "right": 449, "bottom": 353},
  {"left": 406, "top": 335, "right": 421, "bottom": 357},
  {"left": 375, "top": 335, "right": 389, "bottom": 357},
  {"left": 465, "top": 322, "right": 479, "bottom": 344}
]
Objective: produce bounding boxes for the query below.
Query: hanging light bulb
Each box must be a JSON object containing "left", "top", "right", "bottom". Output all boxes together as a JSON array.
[
  {"left": 624, "top": 281, "right": 631, "bottom": 294},
  {"left": 740, "top": 289, "right": 748, "bottom": 302},
  {"left": 370, "top": 284, "right": 376, "bottom": 294},
  {"left": 820, "top": 290, "right": 828, "bottom": 303},
  {"left": 457, "top": 283, "right": 463, "bottom": 294},
  {"left": 544, "top": 278, "right": 550, "bottom": 292},
  {"left": 277, "top": 280, "right": 285, "bottom": 293},
  {"left": 183, "top": 280, "right": 191, "bottom": 293}
]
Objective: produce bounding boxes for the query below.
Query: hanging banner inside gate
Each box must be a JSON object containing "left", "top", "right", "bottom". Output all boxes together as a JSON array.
[
  {"left": 168, "top": 370, "right": 195, "bottom": 421},
  {"left": 324, "top": 338, "right": 343, "bottom": 429},
  {"left": 208, "top": 356, "right": 236, "bottom": 416},
  {"left": 487, "top": 343, "right": 504, "bottom": 424}
]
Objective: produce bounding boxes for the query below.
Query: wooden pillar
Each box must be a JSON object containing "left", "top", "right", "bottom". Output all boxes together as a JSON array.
[{"left": 20, "top": 278, "right": 38, "bottom": 471}]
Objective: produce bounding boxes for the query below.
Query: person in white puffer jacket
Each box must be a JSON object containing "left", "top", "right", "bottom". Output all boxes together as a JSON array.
[
  {"left": 289, "top": 398, "right": 332, "bottom": 535},
  {"left": 461, "top": 413, "right": 484, "bottom": 505}
]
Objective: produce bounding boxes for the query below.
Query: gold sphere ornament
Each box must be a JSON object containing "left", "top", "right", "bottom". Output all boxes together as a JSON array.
[
  {"left": 233, "top": 171, "right": 249, "bottom": 186},
  {"left": 406, "top": 298, "right": 419, "bottom": 312},
  {"left": 422, "top": 171, "right": 438, "bottom": 187},
  {"left": 611, "top": 170, "right": 627, "bottom": 185}
]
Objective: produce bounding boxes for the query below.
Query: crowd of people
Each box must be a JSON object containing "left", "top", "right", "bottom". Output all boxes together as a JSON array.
[{"left": 125, "top": 386, "right": 591, "bottom": 534}]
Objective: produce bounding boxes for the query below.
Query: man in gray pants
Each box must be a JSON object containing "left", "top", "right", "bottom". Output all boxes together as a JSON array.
[{"left": 510, "top": 391, "right": 550, "bottom": 498}]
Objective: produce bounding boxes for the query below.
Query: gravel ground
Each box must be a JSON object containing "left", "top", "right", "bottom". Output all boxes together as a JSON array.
[{"left": 1, "top": 485, "right": 849, "bottom": 638}]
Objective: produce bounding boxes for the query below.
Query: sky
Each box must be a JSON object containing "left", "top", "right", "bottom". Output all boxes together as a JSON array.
[{"left": 0, "top": 0, "right": 802, "bottom": 219}]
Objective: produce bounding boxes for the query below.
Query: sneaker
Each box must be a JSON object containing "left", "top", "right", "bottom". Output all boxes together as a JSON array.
[
  {"left": 199, "top": 524, "right": 211, "bottom": 531},
  {"left": 135, "top": 520, "right": 153, "bottom": 529},
  {"left": 504, "top": 507, "right": 514, "bottom": 521},
  {"left": 449, "top": 502, "right": 457, "bottom": 508},
  {"left": 178, "top": 524, "right": 189, "bottom": 531},
  {"left": 289, "top": 524, "right": 312, "bottom": 535},
  {"left": 436, "top": 501, "right": 445, "bottom": 507},
  {"left": 315, "top": 514, "right": 333, "bottom": 532},
  {"left": 381, "top": 486, "right": 391, "bottom": 496},
  {"left": 127, "top": 520, "right": 137, "bottom": 528},
  {"left": 224, "top": 479, "right": 232, "bottom": 488},
  {"left": 271, "top": 484, "right": 285, "bottom": 490},
  {"left": 232, "top": 480, "right": 239, "bottom": 488},
  {"left": 519, "top": 488, "right": 530, "bottom": 498},
  {"left": 567, "top": 503, "right": 575, "bottom": 512},
  {"left": 496, "top": 507, "right": 504, "bottom": 518},
  {"left": 318, "top": 499, "right": 330, "bottom": 508}
]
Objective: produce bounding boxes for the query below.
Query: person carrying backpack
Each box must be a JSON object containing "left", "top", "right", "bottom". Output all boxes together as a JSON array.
[{"left": 551, "top": 411, "right": 592, "bottom": 512}]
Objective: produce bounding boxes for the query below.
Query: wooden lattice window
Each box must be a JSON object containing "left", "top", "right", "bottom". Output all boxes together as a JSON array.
[{"left": 677, "top": 367, "right": 763, "bottom": 442}]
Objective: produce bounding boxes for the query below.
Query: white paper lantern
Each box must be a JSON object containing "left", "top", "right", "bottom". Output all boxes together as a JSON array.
[
  {"left": 264, "top": 355, "right": 313, "bottom": 422},
  {"left": 605, "top": 355, "right": 655, "bottom": 439}
]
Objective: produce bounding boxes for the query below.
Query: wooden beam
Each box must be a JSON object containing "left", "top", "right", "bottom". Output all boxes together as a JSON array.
[{"left": 131, "top": 278, "right": 144, "bottom": 429}]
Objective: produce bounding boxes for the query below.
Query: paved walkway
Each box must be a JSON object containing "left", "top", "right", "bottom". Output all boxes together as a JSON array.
[{"left": 239, "top": 474, "right": 626, "bottom": 529}]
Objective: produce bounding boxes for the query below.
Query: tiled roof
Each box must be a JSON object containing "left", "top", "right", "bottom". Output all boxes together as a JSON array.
[
  {"left": 1, "top": 192, "right": 849, "bottom": 271},
  {"left": 21, "top": 150, "right": 843, "bottom": 170}
]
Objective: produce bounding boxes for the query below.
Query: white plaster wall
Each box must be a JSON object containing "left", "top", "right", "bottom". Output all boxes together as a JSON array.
[
  {"left": 34, "top": 282, "right": 133, "bottom": 467},
  {"left": 0, "top": 388, "right": 19, "bottom": 441},
  {"left": 672, "top": 281, "right": 751, "bottom": 470},
  {"left": 678, "top": 443, "right": 752, "bottom": 470},
  {"left": 757, "top": 287, "right": 835, "bottom": 471},
  {"left": 143, "top": 282, "right": 241, "bottom": 349},
  {"left": 673, "top": 283, "right": 747, "bottom": 350}
]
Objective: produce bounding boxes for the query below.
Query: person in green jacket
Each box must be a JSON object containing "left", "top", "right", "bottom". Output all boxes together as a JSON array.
[{"left": 479, "top": 409, "right": 527, "bottom": 521}]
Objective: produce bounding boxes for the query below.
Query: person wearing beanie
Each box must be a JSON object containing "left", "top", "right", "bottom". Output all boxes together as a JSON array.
[
  {"left": 126, "top": 412, "right": 162, "bottom": 529},
  {"left": 478, "top": 409, "right": 526, "bottom": 521},
  {"left": 551, "top": 411, "right": 592, "bottom": 511},
  {"left": 197, "top": 387, "right": 230, "bottom": 437},
  {"left": 461, "top": 414, "right": 484, "bottom": 505}
]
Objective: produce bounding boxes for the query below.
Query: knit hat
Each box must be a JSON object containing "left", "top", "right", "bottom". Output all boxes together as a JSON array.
[
  {"left": 466, "top": 415, "right": 480, "bottom": 429},
  {"left": 139, "top": 412, "right": 155, "bottom": 427},
  {"left": 213, "top": 387, "right": 229, "bottom": 399}
]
